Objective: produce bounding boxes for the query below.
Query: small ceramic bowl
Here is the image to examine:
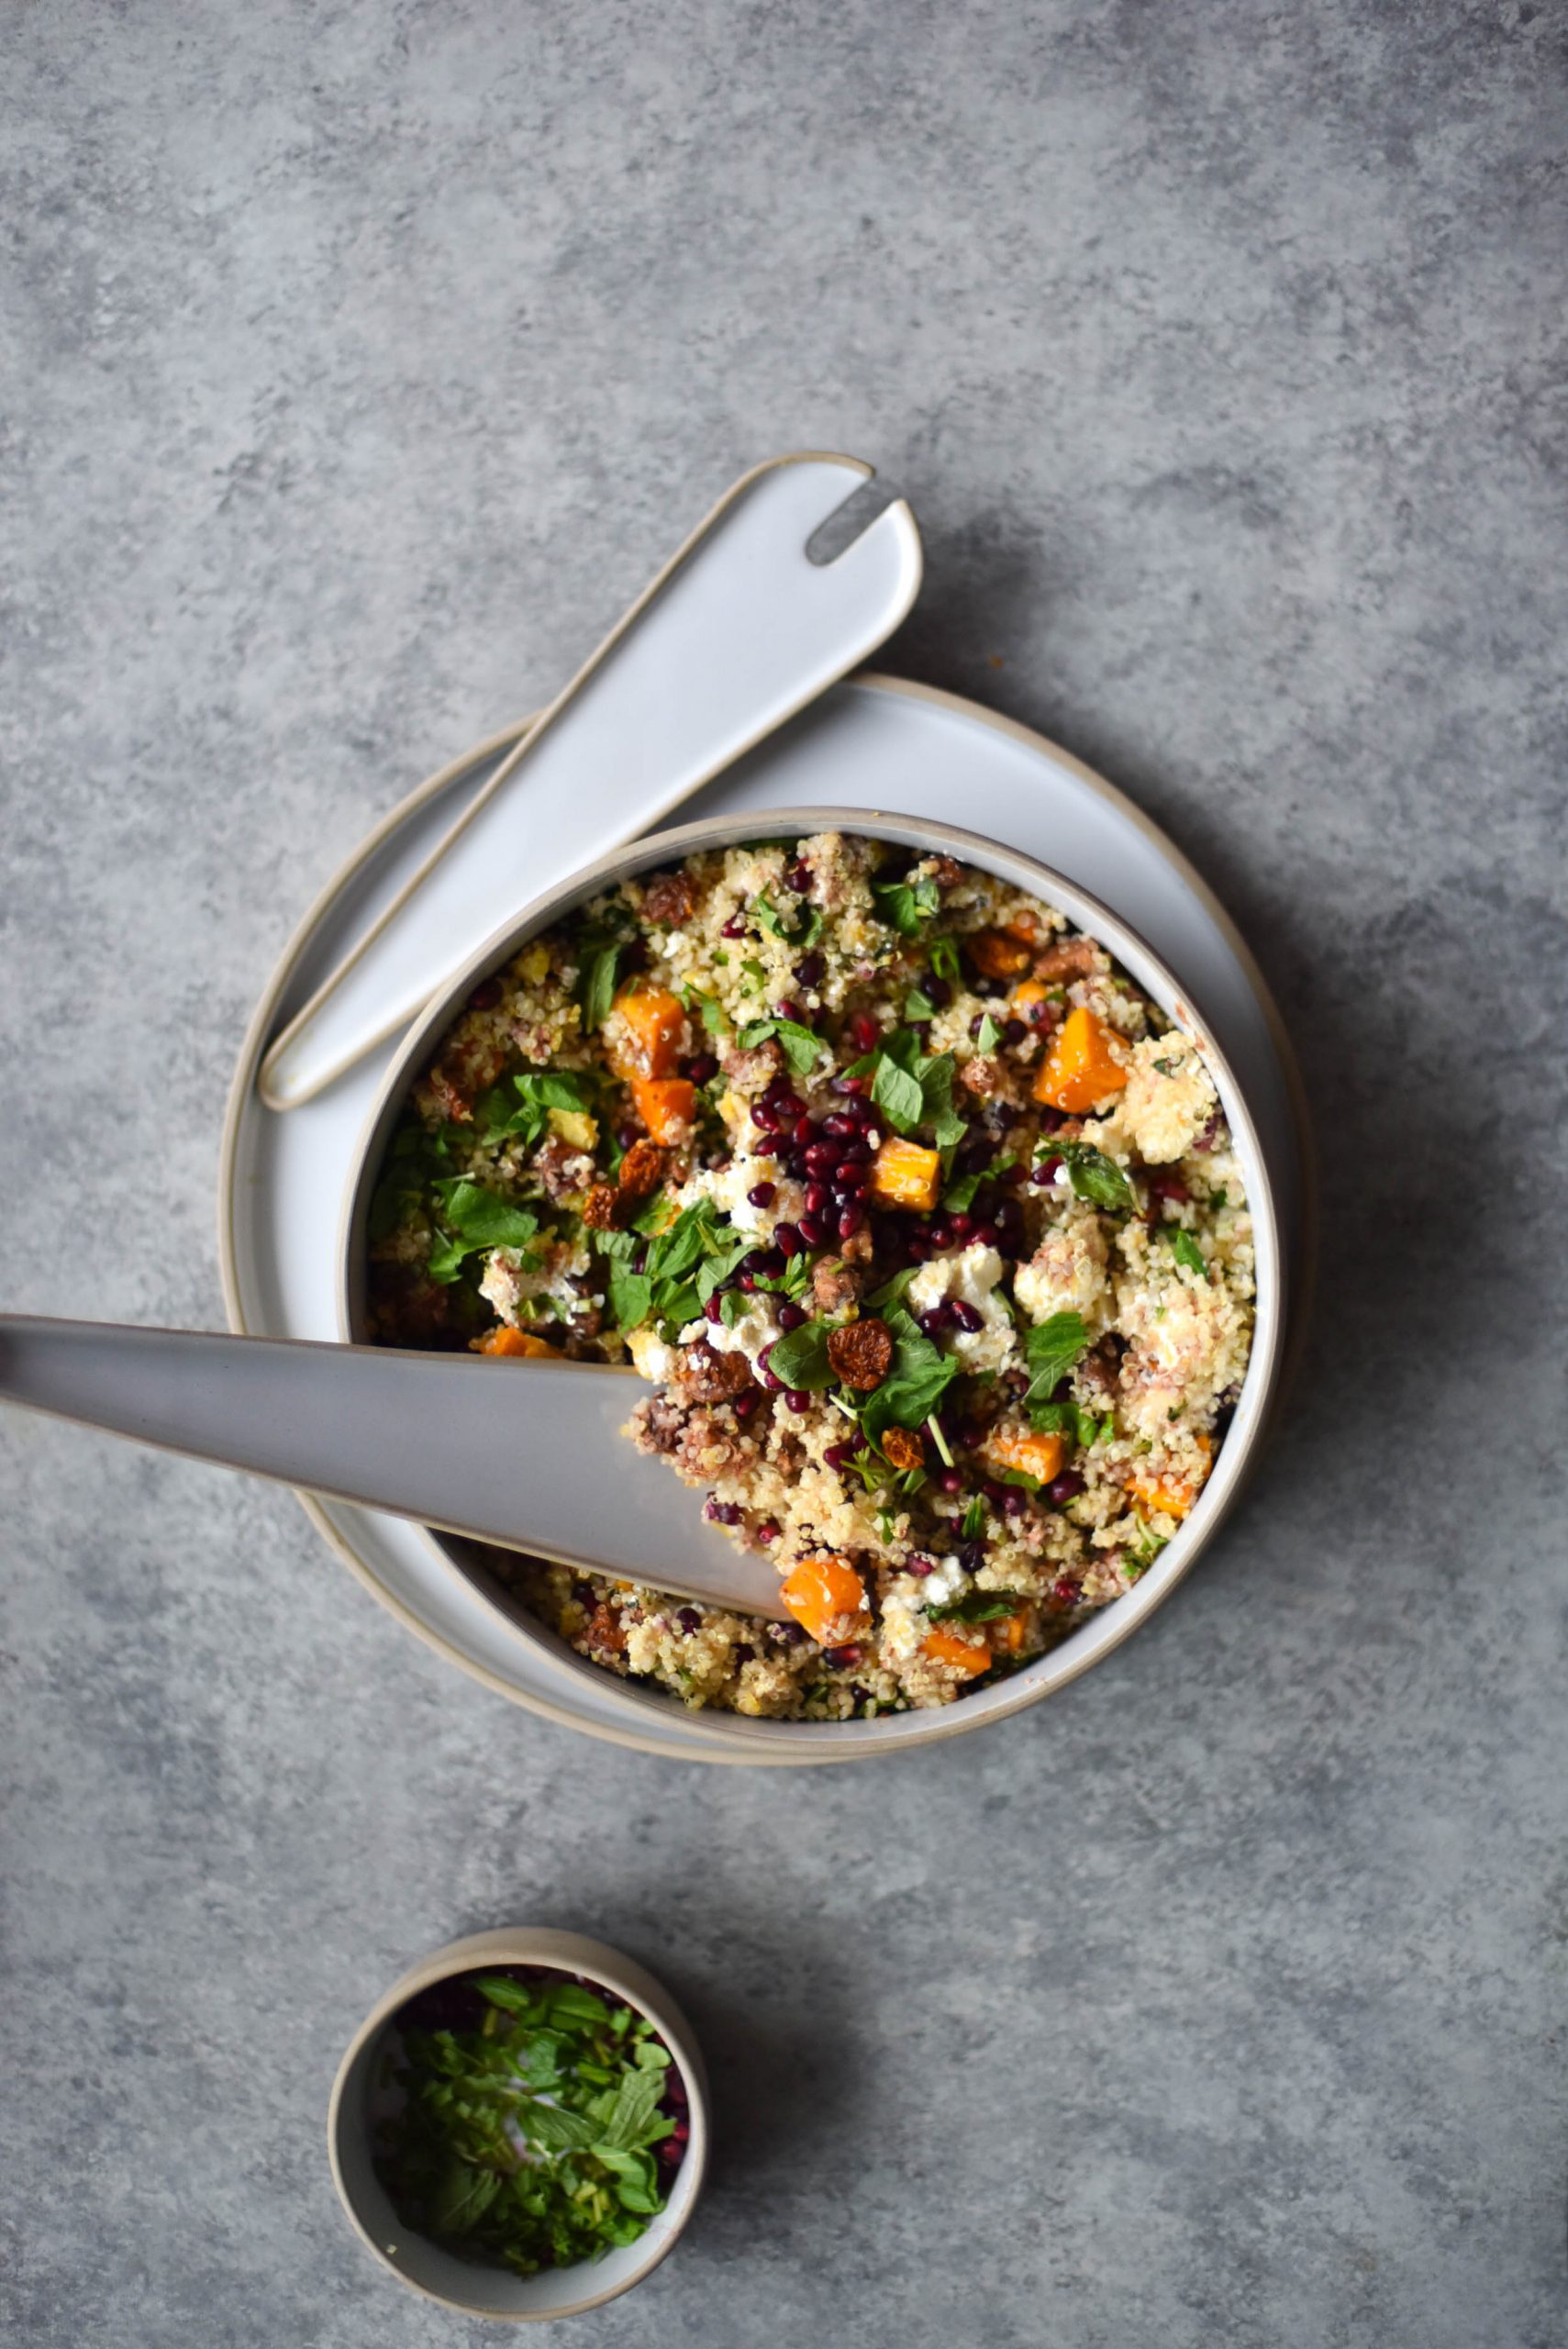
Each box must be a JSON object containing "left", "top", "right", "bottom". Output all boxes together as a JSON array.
[{"left": 328, "top": 1928, "right": 709, "bottom": 2321}]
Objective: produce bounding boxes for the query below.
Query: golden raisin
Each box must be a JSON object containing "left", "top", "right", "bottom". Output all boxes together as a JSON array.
[{"left": 826, "top": 1317, "right": 895, "bottom": 1392}]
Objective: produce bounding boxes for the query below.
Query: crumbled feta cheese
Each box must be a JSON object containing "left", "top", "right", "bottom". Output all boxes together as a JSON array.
[
  {"left": 1014, "top": 1207, "right": 1111, "bottom": 1333},
  {"left": 906, "top": 1242, "right": 1018, "bottom": 1372},
  {"left": 627, "top": 1327, "right": 678, "bottom": 1383},
  {"left": 699, "top": 1295, "right": 782, "bottom": 1369},
  {"left": 674, "top": 1154, "right": 791, "bottom": 1239}
]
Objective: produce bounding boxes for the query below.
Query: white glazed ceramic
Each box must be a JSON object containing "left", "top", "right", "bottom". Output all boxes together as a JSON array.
[
  {"left": 337, "top": 806, "right": 1288, "bottom": 1758},
  {"left": 219, "top": 674, "right": 1309, "bottom": 1765},
  {"left": 328, "top": 1928, "right": 709, "bottom": 2322},
  {"left": 261, "top": 453, "right": 921, "bottom": 1109}
]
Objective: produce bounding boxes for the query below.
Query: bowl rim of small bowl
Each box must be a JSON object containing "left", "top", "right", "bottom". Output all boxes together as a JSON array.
[
  {"left": 337, "top": 807, "right": 1288, "bottom": 1756},
  {"left": 327, "top": 1926, "right": 710, "bottom": 2321}
]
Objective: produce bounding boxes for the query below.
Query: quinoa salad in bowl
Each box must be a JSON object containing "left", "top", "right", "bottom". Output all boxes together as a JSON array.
[{"left": 361, "top": 828, "right": 1257, "bottom": 1724}]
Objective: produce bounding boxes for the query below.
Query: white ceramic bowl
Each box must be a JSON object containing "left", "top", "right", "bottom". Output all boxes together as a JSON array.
[
  {"left": 339, "top": 808, "right": 1288, "bottom": 1758},
  {"left": 328, "top": 1928, "right": 709, "bottom": 2321}
]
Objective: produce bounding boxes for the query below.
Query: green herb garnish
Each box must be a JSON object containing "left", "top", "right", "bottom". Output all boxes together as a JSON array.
[
  {"left": 1165, "top": 1227, "right": 1207, "bottom": 1277},
  {"left": 1054, "top": 1141, "right": 1136, "bottom": 1212},
  {"left": 1021, "top": 1310, "right": 1091, "bottom": 1412},
  {"left": 737, "top": 1015, "right": 827, "bottom": 1079},
  {"left": 374, "top": 1971, "right": 682, "bottom": 2277},
  {"left": 960, "top": 1495, "right": 986, "bottom": 1539},
  {"left": 766, "top": 1315, "right": 836, "bottom": 1391},
  {"left": 975, "top": 1011, "right": 1000, "bottom": 1053},
  {"left": 427, "top": 1182, "right": 541, "bottom": 1284},
  {"left": 575, "top": 938, "right": 623, "bottom": 1034},
  {"left": 872, "top": 873, "right": 941, "bottom": 936},
  {"left": 928, "top": 1588, "right": 1023, "bottom": 1624}
]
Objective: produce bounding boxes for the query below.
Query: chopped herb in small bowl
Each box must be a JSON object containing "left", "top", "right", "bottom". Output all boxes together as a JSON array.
[{"left": 329, "top": 1930, "right": 708, "bottom": 2321}]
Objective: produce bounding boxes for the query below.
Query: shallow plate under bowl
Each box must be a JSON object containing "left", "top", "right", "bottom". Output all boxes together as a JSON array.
[{"left": 220, "top": 675, "right": 1308, "bottom": 1765}]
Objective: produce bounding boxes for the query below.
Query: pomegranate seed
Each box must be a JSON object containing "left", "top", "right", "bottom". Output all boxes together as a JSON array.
[
  {"left": 833, "top": 1073, "right": 867, "bottom": 1097},
  {"left": 823, "top": 1111, "right": 857, "bottom": 1138},
  {"left": 785, "top": 1388, "right": 810, "bottom": 1413},
  {"left": 786, "top": 861, "right": 812, "bottom": 893},
  {"left": 917, "top": 1304, "right": 951, "bottom": 1336},
  {"left": 747, "top": 1181, "right": 776, "bottom": 1208},
  {"left": 757, "top": 1520, "right": 781, "bottom": 1544},
  {"left": 838, "top": 1206, "right": 863, "bottom": 1240},
  {"left": 974, "top": 1220, "right": 999, "bottom": 1248},
  {"left": 906, "top": 1235, "right": 929, "bottom": 1261},
  {"left": 793, "top": 952, "right": 826, "bottom": 988},
  {"left": 798, "top": 1214, "right": 827, "bottom": 1249},
  {"left": 1051, "top": 1575, "right": 1080, "bottom": 1605},
  {"left": 704, "top": 1294, "right": 724, "bottom": 1324},
  {"left": 751, "top": 1102, "right": 776, "bottom": 1131},
  {"left": 1002, "top": 1487, "right": 1028, "bottom": 1517},
  {"left": 775, "top": 1223, "right": 802, "bottom": 1258},
  {"left": 739, "top": 1271, "right": 758, "bottom": 1292},
  {"left": 678, "top": 1605, "right": 706, "bottom": 1631},
  {"left": 778, "top": 1301, "right": 806, "bottom": 1331},
  {"left": 1030, "top": 1155, "right": 1062, "bottom": 1186},
  {"left": 823, "top": 1642, "right": 862, "bottom": 1669},
  {"left": 617, "top": 1122, "right": 641, "bottom": 1151},
  {"left": 929, "top": 1221, "right": 953, "bottom": 1251},
  {"left": 804, "top": 1181, "right": 828, "bottom": 1217},
  {"left": 1050, "top": 1470, "right": 1085, "bottom": 1506},
  {"left": 950, "top": 1211, "right": 973, "bottom": 1241},
  {"left": 721, "top": 914, "right": 747, "bottom": 938},
  {"left": 905, "top": 1553, "right": 935, "bottom": 1576},
  {"left": 951, "top": 1301, "right": 984, "bottom": 1333},
  {"left": 850, "top": 1011, "right": 880, "bottom": 1053},
  {"left": 466, "top": 975, "right": 502, "bottom": 1011},
  {"left": 937, "top": 1466, "right": 964, "bottom": 1495},
  {"left": 823, "top": 1442, "right": 853, "bottom": 1471},
  {"left": 775, "top": 998, "right": 805, "bottom": 1026},
  {"left": 1149, "top": 1169, "right": 1189, "bottom": 1202},
  {"left": 732, "top": 1389, "right": 761, "bottom": 1419},
  {"left": 999, "top": 1162, "right": 1027, "bottom": 1187},
  {"left": 793, "top": 1114, "right": 813, "bottom": 1146},
  {"left": 685, "top": 1052, "right": 719, "bottom": 1084},
  {"left": 1003, "top": 1018, "right": 1027, "bottom": 1048}
]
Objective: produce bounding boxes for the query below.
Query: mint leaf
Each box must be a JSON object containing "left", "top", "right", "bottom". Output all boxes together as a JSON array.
[
  {"left": 1029, "top": 1396, "right": 1106, "bottom": 1447},
  {"left": 1166, "top": 1227, "right": 1207, "bottom": 1276},
  {"left": 607, "top": 1263, "right": 653, "bottom": 1331},
  {"left": 905, "top": 985, "right": 937, "bottom": 1023},
  {"left": 872, "top": 874, "right": 940, "bottom": 936},
  {"left": 872, "top": 1054, "right": 925, "bottom": 1134},
  {"left": 928, "top": 1588, "right": 1023, "bottom": 1624},
  {"left": 755, "top": 889, "right": 823, "bottom": 950},
  {"left": 1022, "top": 1310, "right": 1091, "bottom": 1405},
  {"left": 737, "top": 1017, "right": 825, "bottom": 1078},
  {"left": 576, "top": 939, "right": 623, "bottom": 1033},
  {"left": 767, "top": 1316, "right": 836, "bottom": 1391},
  {"left": 859, "top": 1308, "right": 962, "bottom": 1441},
  {"left": 929, "top": 934, "right": 961, "bottom": 984},
  {"left": 1056, "top": 1141, "right": 1135, "bottom": 1212},
  {"left": 685, "top": 990, "right": 730, "bottom": 1040},
  {"left": 961, "top": 1495, "right": 985, "bottom": 1538},
  {"left": 976, "top": 1012, "right": 1000, "bottom": 1053}
]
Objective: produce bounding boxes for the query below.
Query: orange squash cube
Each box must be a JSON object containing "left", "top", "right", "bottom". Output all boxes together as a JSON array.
[
  {"left": 966, "top": 929, "right": 1034, "bottom": 981},
  {"left": 984, "top": 1428, "right": 1065, "bottom": 1486},
  {"left": 630, "top": 1074, "right": 695, "bottom": 1144},
  {"left": 921, "top": 1623, "right": 993, "bottom": 1677},
  {"left": 609, "top": 982, "right": 686, "bottom": 1078},
  {"left": 1033, "top": 1005, "right": 1129, "bottom": 1114},
  {"left": 1128, "top": 1433, "right": 1213, "bottom": 1520},
  {"left": 476, "top": 1326, "right": 558, "bottom": 1358},
  {"left": 865, "top": 1135, "right": 942, "bottom": 1212},
  {"left": 988, "top": 1606, "right": 1033, "bottom": 1656},
  {"left": 780, "top": 1555, "right": 871, "bottom": 1647}
]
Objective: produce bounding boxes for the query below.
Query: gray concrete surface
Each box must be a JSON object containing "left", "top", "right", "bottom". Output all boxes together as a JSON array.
[{"left": 3, "top": 5, "right": 1564, "bottom": 2343}]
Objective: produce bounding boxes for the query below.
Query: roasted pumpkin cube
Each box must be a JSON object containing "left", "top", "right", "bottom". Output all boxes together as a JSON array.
[
  {"left": 984, "top": 1428, "right": 1065, "bottom": 1486},
  {"left": 965, "top": 928, "right": 1035, "bottom": 981},
  {"left": 631, "top": 1074, "right": 695, "bottom": 1144},
  {"left": 988, "top": 1606, "right": 1033, "bottom": 1656},
  {"left": 1128, "top": 1432, "right": 1213, "bottom": 1520},
  {"left": 475, "top": 1326, "right": 559, "bottom": 1358},
  {"left": 1033, "top": 1004, "right": 1129, "bottom": 1114},
  {"left": 921, "top": 1623, "right": 993, "bottom": 1677},
  {"left": 608, "top": 981, "right": 686, "bottom": 1078},
  {"left": 780, "top": 1555, "right": 871, "bottom": 1647},
  {"left": 865, "top": 1135, "right": 942, "bottom": 1212}
]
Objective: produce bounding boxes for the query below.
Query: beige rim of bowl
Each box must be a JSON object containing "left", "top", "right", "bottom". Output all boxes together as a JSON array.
[
  {"left": 328, "top": 1927, "right": 710, "bottom": 2321},
  {"left": 332, "top": 803, "right": 1290, "bottom": 1757}
]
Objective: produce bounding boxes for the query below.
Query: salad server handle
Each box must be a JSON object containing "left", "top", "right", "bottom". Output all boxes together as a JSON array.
[
  {"left": 0, "top": 1316, "right": 787, "bottom": 1616},
  {"left": 258, "top": 451, "right": 921, "bottom": 1111}
]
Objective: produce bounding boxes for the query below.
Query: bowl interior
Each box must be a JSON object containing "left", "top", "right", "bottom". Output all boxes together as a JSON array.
[{"left": 339, "top": 808, "right": 1287, "bottom": 1754}]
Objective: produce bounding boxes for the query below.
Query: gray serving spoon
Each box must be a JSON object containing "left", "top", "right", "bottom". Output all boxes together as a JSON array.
[{"left": 0, "top": 1317, "right": 788, "bottom": 1617}]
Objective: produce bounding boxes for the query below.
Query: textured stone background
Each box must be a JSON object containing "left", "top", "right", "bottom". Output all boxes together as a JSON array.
[{"left": 3, "top": 4, "right": 1564, "bottom": 2343}]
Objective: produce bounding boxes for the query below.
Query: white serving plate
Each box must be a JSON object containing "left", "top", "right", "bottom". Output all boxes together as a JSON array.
[{"left": 219, "top": 676, "right": 1308, "bottom": 1766}]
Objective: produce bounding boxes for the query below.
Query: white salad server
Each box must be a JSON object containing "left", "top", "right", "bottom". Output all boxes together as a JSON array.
[
  {"left": 258, "top": 452, "right": 922, "bottom": 1111},
  {"left": 0, "top": 1317, "right": 787, "bottom": 1615}
]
